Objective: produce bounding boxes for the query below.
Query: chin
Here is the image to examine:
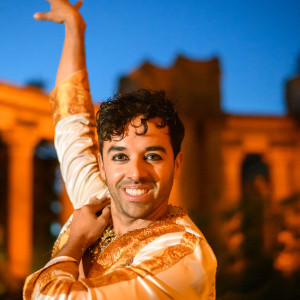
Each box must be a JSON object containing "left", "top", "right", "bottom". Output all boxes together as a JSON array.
[{"left": 123, "top": 204, "right": 155, "bottom": 220}]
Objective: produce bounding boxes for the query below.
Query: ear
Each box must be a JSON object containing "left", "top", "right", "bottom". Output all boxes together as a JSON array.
[
  {"left": 97, "top": 152, "right": 106, "bottom": 182},
  {"left": 173, "top": 152, "right": 183, "bottom": 179}
]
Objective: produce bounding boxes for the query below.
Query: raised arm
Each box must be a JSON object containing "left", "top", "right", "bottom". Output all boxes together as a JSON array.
[
  {"left": 34, "top": 0, "right": 86, "bottom": 84},
  {"left": 34, "top": 0, "right": 109, "bottom": 209}
]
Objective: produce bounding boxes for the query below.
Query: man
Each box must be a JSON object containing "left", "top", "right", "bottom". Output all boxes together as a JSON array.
[{"left": 24, "top": 0, "right": 217, "bottom": 299}]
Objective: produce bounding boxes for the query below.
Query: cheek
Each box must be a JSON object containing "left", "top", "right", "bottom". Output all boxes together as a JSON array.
[
  {"left": 153, "top": 162, "right": 175, "bottom": 181},
  {"left": 105, "top": 165, "right": 125, "bottom": 185}
]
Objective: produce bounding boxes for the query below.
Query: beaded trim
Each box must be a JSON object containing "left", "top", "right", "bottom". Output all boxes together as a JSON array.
[{"left": 86, "top": 205, "right": 186, "bottom": 263}]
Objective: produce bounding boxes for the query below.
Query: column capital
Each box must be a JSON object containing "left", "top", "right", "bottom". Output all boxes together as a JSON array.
[
  {"left": 222, "top": 145, "right": 245, "bottom": 162},
  {"left": 1, "top": 127, "right": 41, "bottom": 151}
]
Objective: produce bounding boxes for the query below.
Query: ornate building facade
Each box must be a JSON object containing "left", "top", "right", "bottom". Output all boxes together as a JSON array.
[
  {"left": 119, "top": 56, "right": 300, "bottom": 286},
  {"left": 0, "top": 57, "right": 299, "bottom": 297}
]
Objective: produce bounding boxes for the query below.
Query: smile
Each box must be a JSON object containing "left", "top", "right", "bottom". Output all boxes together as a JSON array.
[{"left": 125, "top": 188, "right": 148, "bottom": 196}]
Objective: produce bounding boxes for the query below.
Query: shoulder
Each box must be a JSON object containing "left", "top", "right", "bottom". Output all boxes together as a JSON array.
[{"left": 126, "top": 207, "right": 217, "bottom": 274}]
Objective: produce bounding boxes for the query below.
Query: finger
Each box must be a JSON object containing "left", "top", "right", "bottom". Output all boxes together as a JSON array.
[
  {"left": 33, "top": 12, "right": 51, "bottom": 21},
  {"left": 88, "top": 196, "right": 99, "bottom": 204},
  {"left": 87, "top": 197, "right": 111, "bottom": 213},
  {"left": 102, "top": 205, "right": 111, "bottom": 216},
  {"left": 74, "top": 0, "right": 83, "bottom": 10},
  {"left": 97, "top": 205, "right": 111, "bottom": 224}
]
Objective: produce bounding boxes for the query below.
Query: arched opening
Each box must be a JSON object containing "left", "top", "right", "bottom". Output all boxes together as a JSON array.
[
  {"left": 242, "top": 153, "right": 269, "bottom": 183},
  {"left": 32, "top": 140, "right": 61, "bottom": 271},
  {"left": 239, "top": 153, "right": 272, "bottom": 291},
  {"left": 241, "top": 153, "right": 270, "bottom": 253}
]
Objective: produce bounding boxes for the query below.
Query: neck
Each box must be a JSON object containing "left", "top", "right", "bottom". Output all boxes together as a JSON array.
[{"left": 111, "top": 203, "right": 169, "bottom": 236}]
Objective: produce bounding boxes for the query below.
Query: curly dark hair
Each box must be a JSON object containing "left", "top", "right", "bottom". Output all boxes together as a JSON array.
[{"left": 96, "top": 89, "right": 185, "bottom": 158}]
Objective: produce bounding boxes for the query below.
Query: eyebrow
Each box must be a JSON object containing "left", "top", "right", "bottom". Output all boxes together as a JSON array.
[
  {"left": 107, "top": 145, "right": 167, "bottom": 154},
  {"left": 145, "top": 146, "right": 166, "bottom": 153},
  {"left": 107, "top": 146, "right": 127, "bottom": 154}
]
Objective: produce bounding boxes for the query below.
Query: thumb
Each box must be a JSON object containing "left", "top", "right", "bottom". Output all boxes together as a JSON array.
[
  {"left": 33, "top": 12, "right": 51, "bottom": 21},
  {"left": 88, "top": 197, "right": 111, "bottom": 213},
  {"left": 74, "top": 0, "right": 83, "bottom": 11}
]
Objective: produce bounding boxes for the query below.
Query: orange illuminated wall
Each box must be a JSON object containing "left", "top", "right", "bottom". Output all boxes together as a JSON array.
[
  {"left": 119, "top": 55, "right": 300, "bottom": 277},
  {"left": 1, "top": 56, "right": 300, "bottom": 285}
]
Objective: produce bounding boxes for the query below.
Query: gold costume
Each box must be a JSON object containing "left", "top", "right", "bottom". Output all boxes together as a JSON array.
[{"left": 23, "top": 70, "right": 217, "bottom": 299}]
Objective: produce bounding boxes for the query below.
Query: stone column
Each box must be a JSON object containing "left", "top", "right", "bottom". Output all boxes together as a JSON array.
[
  {"left": 263, "top": 148, "right": 293, "bottom": 256},
  {"left": 291, "top": 142, "right": 300, "bottom": 193},
  {"left": 222, "top": 146, "right": 244, "bottom": 208},
  {"left": 266, "top": 147, "right": 292, "bottom": 203},
  {"left": 4, "top": 128, "right": 39, "bottom": 279}
]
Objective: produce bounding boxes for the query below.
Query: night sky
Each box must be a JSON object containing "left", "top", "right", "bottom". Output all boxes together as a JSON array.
[{"left": 1, "top": 0, "right": 299, "bottom": 115}]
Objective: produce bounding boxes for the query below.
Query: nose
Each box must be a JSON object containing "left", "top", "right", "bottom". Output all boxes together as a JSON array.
[{"left": 126, "top": 158, "right": 149, "bottom": 182}]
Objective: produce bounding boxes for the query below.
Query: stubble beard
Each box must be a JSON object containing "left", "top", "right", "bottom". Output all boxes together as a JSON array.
[{"left": 106, "top": 181, "right": 157, "bottom": 222}]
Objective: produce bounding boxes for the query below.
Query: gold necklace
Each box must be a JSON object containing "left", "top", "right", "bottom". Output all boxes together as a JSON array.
[{"left": 86, "top": 205, "right": 186, "bottom": 263}]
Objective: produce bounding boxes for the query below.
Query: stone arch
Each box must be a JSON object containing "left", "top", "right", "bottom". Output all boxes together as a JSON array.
[
  {"left": 241, "top": 153, "right": 270, "bottom": 188},
  {"left": 32, "top": 140, "right": 60, "bottom": 271},
  {"left": 240, "top": 153, "right": 271, "bottom": 259}
]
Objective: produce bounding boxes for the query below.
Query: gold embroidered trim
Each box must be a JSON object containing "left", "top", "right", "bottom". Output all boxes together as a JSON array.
[
  {"left": 49, "top": 69, "right": 95, "bottom": 124},
  {"left": 24, "top": 232, "right": 199, "bottom": 298},
  {"left": 138, "top": 231, "right": 199, "bottom": 274},
  {"left": 86, "top": 224, "right": 116, "bottom": 263},
  {"left": 26, "top": 209, "right": 202, "bottom": 298},
  {"left": 24, "top": 261, "right": 84, "bottom": 298},
  {"left": 51, "top": 205, "right": 187, "bottom": 262},
  {"left": 23, "top": 259, "right": 79, "bottom": 299},
  {"left": 51, "top": 227, "right": 70, "bottom": 258},
  {"left": 85, "top": 206, "right": 187, "bottom": 277},
  {"left": 86, "top": 205, "right": 186, "bottom": 264},
  {"left": 86, "top": 231, "right": 200, "bottom": 287}
]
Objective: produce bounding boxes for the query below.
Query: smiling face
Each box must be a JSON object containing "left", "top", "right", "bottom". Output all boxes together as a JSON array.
[{"left": 98, "top": 117, "right": 183, "bottom": 229}]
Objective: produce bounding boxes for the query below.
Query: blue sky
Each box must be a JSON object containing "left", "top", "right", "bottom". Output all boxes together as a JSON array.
[{"left": 0, "top": 0, "right": 299, "bottom": 115}]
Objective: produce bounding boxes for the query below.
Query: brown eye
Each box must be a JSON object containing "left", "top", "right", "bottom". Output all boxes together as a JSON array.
[
  {"left": 112, "top": 153, "right": 129, "bottom": 161},
  {"left": 145, "top": 153, "right": 162, "bottom": 161}
]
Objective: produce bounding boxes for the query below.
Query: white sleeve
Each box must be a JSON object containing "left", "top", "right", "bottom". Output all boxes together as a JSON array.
[{"left": 55, "top": 113, "right": 109, "bottom": 209}]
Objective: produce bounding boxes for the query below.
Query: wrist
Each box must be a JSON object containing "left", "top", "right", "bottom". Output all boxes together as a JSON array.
[
  {"left": 56, "top": 236, "right": 88, "bottom": 262},
  {"left": 64, "top": 10, "right": 86, "bottom": 33}
]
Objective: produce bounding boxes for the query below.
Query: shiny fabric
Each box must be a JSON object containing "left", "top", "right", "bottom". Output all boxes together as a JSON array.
[
  {"left": 23, "top": 70, "right": 217, "bottom": 299},
  {"left": 24, "top": 216, "right": 217, "bottom": 299},
  {"left": 55, "top": 114, "right": 109, "bottom": 210},
  {"left": 52, "top": 70, "right": 109, "bottom": 210},
  {"left": 49, "top": 69, "right": 94, "bottom": 124}
]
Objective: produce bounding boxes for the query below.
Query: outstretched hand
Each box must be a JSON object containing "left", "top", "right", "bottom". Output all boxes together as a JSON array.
[
  {"left": 34, "top": 0, "right": 87, "bottom": 84},
  {"left": 34, "top": 0, "right": 83, "bottom": 23}
]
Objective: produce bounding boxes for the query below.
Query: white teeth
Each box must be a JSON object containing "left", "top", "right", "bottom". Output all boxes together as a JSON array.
[{"left": 125, "top": 188, "right": 148, "bottom": 196}]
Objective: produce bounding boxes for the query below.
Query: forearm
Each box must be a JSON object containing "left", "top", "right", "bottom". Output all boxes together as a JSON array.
[
  {"left": 56, "top": 11, "right": 86, "bottom": 84},
  {"left": 53, "top": 201, "right": 110, "bottom": 261},
  {"left": 54, "top": 238, "right": 85, "bottom": 262}
]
